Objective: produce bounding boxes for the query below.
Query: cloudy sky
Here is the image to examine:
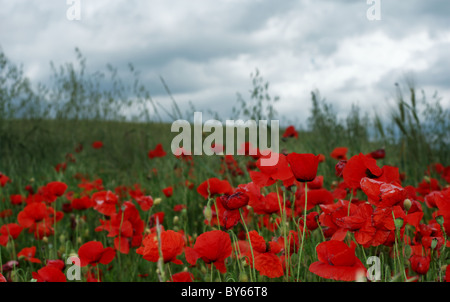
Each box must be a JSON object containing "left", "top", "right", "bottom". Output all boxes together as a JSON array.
[{"left": 1, "top": 0, "right": 449, "bottom": 126}]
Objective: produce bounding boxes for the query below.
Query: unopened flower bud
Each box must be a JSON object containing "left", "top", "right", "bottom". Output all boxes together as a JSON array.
[
  {"left": 403, "top": 199, "right": 412, "bottom": 211},
  {"left": 204, "top": 205, "right": 212, "bottom": 222},
  {"left": 239, "top": 273, "right": 249, "bottom": 282},
  {"left": 154, "top": 198, "right": 162, "bottom": 205},
  {"left": 394, "top": 218, "right": 404, "bottom": 229}
]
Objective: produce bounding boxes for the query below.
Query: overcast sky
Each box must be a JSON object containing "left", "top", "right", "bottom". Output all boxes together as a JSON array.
[{"left": 1, "top": 0, "right": 449, "bottom": 126}]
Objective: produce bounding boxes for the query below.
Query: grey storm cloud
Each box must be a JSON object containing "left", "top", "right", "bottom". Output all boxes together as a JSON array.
[{"left": 1, "top": 0, "right": 449, "bottom": 125}]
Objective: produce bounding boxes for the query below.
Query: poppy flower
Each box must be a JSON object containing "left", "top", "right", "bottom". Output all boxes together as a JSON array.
[
  {"left": 367, "top": 149, "right": 386, "bottom": 159},
  {"left": 71, "top": 196, "right": 93, "bottom": 210},
  {"left": 162, "top": 186, "right": 173, "bottom": 197},
  {"left": 137, "top": 230, "right": 184, "bottom": 264},
  {"left": 282, "top": 125, "right": 298, "bottom": 139},
  {"left": 0, "top": 173, "right": 11, "bottom": 187},
  {"left": 219, "top": 191, "right": 249, "bottom": 211},
  {"left": 185, "top": 230, "right": 232, "bottom": 273},
  {"left": 335, "top": 160, "right": 347, "bottom": 178},
  {"left": 17, "top": 202, "right": 62, "bottom": 239},
  {"left": 295, "top": 188, "right": 334, "bottom": 212},
  {"left": 46, "top": 259, "right": 65, "bottom": 271},
  {"left": 78, "top": 241, "right": 116, "bottom": 267},
  {"left": 17, "top": 246, "right": 41, "bottom": 263},
  {"left": 92, "top": 191, "right": 118, "bottom": 216},
  {"left": 330, "top": 147, "right": 348, "bottom": 160},
  {"left": 287, "top": 153, "right": 320, "bottom": 182},
  {"left": 0, "top": 223, "right": 23, "bottom": 246},
  {"left": 249, "top": 153, "right": 294, "bottom": 187},
  {"left": 148, "top": 143, "right": 167, "bottom": 159},
  {"left": 197, "top": 178, "right": 233, "bottom": 199},
  {"left": 170, "top": 271, "right": 194, "bottom": 282},
  {"left": 239, "top": 231, "right": 284, "bottom": 278},
  {"left": 10, "top": 194, "right": 25, "bottom": 205},
  {"left": 343, "top": 153, "right": 383, "bottom": 189},
  {"left": 45, "top": 181, "right": 68, "bottom": 199},
  {"left": 32, "top": 266, "right": 67, "bottom": 282},
  {"left": 92, "top": 141, "right": 103, "bottom": 149},
  {"left": 0, "top": 273, "right": 6, "bottom": 282},
  {"left": 309, "top": 240, "right": 366, "bottom": 281},
  {"left": 410, "top": 254, "right": 431, "bottom": 275},
  {"left": 360, "top": 177, "right": 407, "bottom": 208}
]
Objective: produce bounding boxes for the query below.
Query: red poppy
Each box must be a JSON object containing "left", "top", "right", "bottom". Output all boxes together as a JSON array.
[
  {"left": 10, "top": 194, "right": 25, "bottom": 205},
  {"left": 409, "top": 245, "right": 431, "bottom": 275},
  {"left": 92, "top": 141, "right": 103, "bottom": 149},
  {"left": 46, "top": 259, "right": 65, "bottom": 271},
  {"left": 78, "top": 241, "right": 116, "bottom": 267},
  {"left": 0, "top": 173, "right": 11, "bottom": 187},
  {"left": 309, "top": 240, "right": 366, "bottom": 281},
  {"left": 162, "top": 186, "right": 173, "bottom": 197},
  {"left": 360, "top": 177, "right": 407, "bottom": 208},
  {"left": 32, "top": 266, "right": 67, "bottom": 282},
  {"left": 343, "top": 153, "right": 383, "bottom": 189},
  {"left": 0, "top": 273, "right": 6, "bottom": 282},
  {"left": 367, "top": 149, "right": 386, "bottom": 159},
  {"left": 18, "top": 246, "right": 41, "bottom": 263},
  {"left": 282, "top": 125, "right": 298, "bottom": 139},
  {"left": 92, "top": 191, "right": 118, "bottom": 216},
  {"left": 287, "top": 153, "right": 320, "bottom": 182},
  {"left": 18, "top": 202, "right": 62, "bottom": 239},
  {"left": 197, "top": 178, "right": 233, "bottom": 199},
  {"left": 219, "top": 191, "right": 249, "bottom": 211},
  {"left": 45, "top": 181, "right": 68, "bottom": 199},
  {"left": 0, "top": 223, "right": 23, "bottom": 246},
  {"left": 186, "top": 230, "right": 232, "bottom": 273},
  {"left": 239, "top": 231, "right": 284, "bottom": 278},
  {"left": 330, "top": 147, "right": 348, "bottom": 160},
  {"left": 295, "top": 188, "right": 334, "bottom": 212},
  {"left": 170, "top": 271, "right": 194, "bottom": 282},
  {"left": 148, "top": 143, "right": 167, "bottom": 159},
  {"left": 249, "top": 153, "right": 294, "bottom": 187},
  {"left": 137, "top": 230, "right": 184, "bottom": 264},
  {"left": 71, "top": 196, "right": 93, "bottom": 210}
]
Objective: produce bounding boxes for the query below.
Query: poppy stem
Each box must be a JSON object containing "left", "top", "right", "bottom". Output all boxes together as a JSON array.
[
  {"left": 239, "top": 208, "right": 257, "bottom": 282},
  {"left": 348, "top": 189, "right": 354, "bottom": 216},
  {"left": 296, "top": 182, "right": 308, "bottom": 281}
]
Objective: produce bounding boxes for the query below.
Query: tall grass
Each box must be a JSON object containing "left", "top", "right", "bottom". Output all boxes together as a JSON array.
[{"left": 1, "top": 47, "right": 449, "bottom": 186}]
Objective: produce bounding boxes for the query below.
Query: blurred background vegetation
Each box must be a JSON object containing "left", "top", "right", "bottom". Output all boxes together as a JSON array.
[{"left": 1, "top": 47, "right": 449, "bottom": 189}]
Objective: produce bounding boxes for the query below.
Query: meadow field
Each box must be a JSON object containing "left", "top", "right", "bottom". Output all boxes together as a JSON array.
[{"left": 1, "top": 49, "right": 450, "bottom": 283}]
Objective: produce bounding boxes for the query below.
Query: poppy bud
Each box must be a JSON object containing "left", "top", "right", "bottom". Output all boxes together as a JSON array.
[
  {"left": 173, "top": 216, "right": 179, "bottom": 224},
  {"left": 404, "top": 245, "right": 412, "bottom": 258},
  {"left": 204, "top": 205, "right": 213, "bottom": 223},
  {"left": 394, "top": 218, "right": 404, "bottom": 229},
  {"left": 42, "top": 236, "right": 49, "bottom": 243},
  {"left": 431, "top": 238, "right": 439, "bottom": 250},
  {"left": 403, "top": 199, "right": 412, "bottom": 211},
  {"left": 424, "top": 176, "right": 431, "bottom": 183},
  {"left": 59, "top": 234, "right": 66, "bottom": 244},
  {"left": 68, "top": 251, "right": 78, "bottom": 259},
  {"left": 240, "top": 273, "right": 249, "bottom": 282},
  {"left": 436, "top": 216, "right": 445, "bottom": 226},
  {"left": 154, "top": 198, "right": 162, "bottom": 205}
]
